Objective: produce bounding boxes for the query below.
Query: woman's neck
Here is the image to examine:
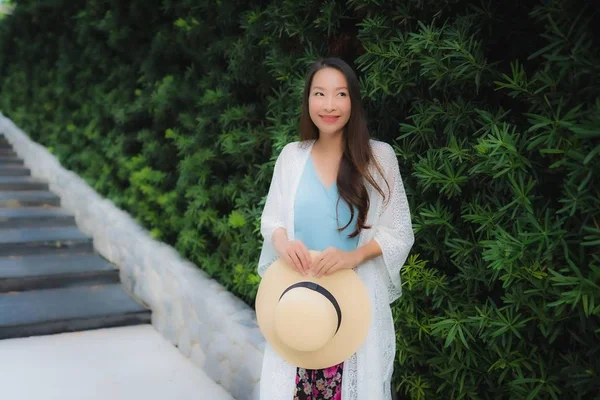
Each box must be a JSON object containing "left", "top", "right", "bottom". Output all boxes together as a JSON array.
[{"left": 313, "top": 132, "right": 344, "bottom": 157}]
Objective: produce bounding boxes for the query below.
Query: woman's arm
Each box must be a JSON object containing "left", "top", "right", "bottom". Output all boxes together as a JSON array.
[
  {"left": 258, "top": 143, "right": 312, "bottom": 275},
  {"left": 310, "top": 239, "right": 382, "bottom": 277},
  {"left": 272, "top": 227, "right": 311, "bottom": 274},
  {"left": 353, "top": 238, "right": 383, "bottom": 264},
  {"left": 369, "top": 143, "right": 415, "bottom": 302},
  {"left": 258, "top": 147, "right": 288, "bottom": 276},
  {"left": 271, "top": 226, "right": 288, "bottom": 248}
]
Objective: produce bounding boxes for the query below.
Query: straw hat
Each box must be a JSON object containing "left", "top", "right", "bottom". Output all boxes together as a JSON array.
[{"left": 255, "top": 250, "right": 372, "bottom": 369}]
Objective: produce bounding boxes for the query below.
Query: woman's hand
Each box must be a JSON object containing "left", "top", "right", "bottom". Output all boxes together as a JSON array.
[
  {"left": 273, "top": 231, "right": 311, "bottom": 275},
  {"left": 309, "top": 247, "right": 363, "bottom": 278}
]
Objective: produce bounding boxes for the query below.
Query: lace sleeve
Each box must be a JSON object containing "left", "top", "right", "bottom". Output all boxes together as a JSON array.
[
  {"left": 372, "top": 143, "right": 415, "bottom": 303},
  {"left": 257, "top": 145, "right": 288, "bottom": 277}
]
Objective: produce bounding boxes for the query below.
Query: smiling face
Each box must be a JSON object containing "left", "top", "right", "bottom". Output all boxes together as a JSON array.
[{"left": 308, "top": 67, "right": 352, "bottom": 139}]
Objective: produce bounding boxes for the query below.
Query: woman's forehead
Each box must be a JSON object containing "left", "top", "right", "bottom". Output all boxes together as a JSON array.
[{"left": 311, "top": 68, "right": 348, "bottom": 89}]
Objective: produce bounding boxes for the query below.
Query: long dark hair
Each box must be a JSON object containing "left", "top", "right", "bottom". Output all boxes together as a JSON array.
[{"left": 299, "top": 57, "right": 389, "bottom": 238}]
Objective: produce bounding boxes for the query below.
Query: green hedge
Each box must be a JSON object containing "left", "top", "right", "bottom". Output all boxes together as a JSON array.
[{"left": 1, "top": 0, "right": 599, "bottom": 398}]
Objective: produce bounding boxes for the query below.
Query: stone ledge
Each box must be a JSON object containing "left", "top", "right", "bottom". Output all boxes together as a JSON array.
[{"left": 0, "top": 114, "right": 264, "bottom": 400}]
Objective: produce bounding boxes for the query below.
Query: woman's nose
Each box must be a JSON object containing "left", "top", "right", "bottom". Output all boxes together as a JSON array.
[{"left": 324, "top": 96, "right": 335, "bottom": 112}]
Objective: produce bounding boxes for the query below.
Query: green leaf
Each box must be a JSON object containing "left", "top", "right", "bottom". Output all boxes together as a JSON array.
[{"left": 228, "top": 211, "right": 246, "bottom": 228}]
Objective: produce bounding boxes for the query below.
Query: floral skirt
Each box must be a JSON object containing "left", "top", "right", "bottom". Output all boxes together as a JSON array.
[{"left": 293, "top": 362, "right": 343, "bottom": 400}]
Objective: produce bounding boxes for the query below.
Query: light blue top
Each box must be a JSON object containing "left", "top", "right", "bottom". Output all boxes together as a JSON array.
[{"left": 294, "top": 154, "right": 359, "bottom": 251}]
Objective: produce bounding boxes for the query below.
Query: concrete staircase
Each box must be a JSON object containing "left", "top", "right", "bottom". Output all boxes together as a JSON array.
[{"left": 0, "top": 134, "right": 151, "bottom": 340}]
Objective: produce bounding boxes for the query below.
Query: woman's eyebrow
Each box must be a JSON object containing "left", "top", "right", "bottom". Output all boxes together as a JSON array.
[{"left": 312, "top": 86, "right": 348, "bottom": 90}]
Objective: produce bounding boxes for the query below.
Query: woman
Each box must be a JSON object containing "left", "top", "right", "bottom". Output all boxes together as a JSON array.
[{"left": 258, "top": 57, "right": 414, "bottom": 400}]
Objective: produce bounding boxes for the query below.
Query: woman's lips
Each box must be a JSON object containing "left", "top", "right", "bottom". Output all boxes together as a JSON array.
[{"left": 320, "top": 115, "right": 340, "bottom": 123}]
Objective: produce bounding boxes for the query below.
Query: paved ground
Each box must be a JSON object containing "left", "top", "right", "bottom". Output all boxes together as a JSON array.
[{"left": 0, "top": 324, "right": 234, "bottom": 400}]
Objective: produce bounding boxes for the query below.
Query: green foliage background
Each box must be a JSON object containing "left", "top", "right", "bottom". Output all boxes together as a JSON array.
[{"left": 1, "top": 0, "right": 599, "bottom": 398}]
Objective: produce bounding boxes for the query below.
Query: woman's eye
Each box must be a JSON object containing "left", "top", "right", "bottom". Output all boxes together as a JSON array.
[{"left": 312, "top": 92, "right": 347, "bottom": 97}]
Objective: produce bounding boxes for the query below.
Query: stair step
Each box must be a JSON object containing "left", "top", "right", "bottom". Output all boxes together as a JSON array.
[
  {"left": 0, "top": 208, "right": 75, "bottom": 228},
  {"left": 0, "top": 226, "right": 93, "bottom": 256},
  {"left": 0, "top": 283, "right": 150, "bottom": 339},
  {"left": 0, "top": 157, "right": 23, "bottom": 165},
  {"left": 0, "top": 177, "right": 48, "bottom": 191},
  {"left": 0, "top": 150, "right": 16, "bottom": 157},
  {"left": 0, "top": 162, "right": 26, "bottom": 168},
  {"left": 0, "top": 165, "right": 29, "bottom": 177},
  {"left": 0, "top": 191, "right": 60, "bottom": 207},
  {"left": 0, "top": 253, "right": 119, "bottom": 292}
]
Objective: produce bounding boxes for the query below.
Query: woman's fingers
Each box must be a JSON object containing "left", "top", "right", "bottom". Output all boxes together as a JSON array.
[
  {"left": 312, "top": 253, "right": 328, "bottom": 276},
  {"left": 287, "top": 248, "right": 305, "bottom": 274},
  {"left": 281, "top": 253, "right": 294, "bottom": 270},
  {"left": 321, "top": 261, "right": 341, "bottom": 277},
  {"left": 297, "top": 241, "right": 312, "bottom": 272},
  {"left": 315, "top": 258, "right": 332, "bottom": 277},
  {"left": 313, "top": 248, "right": 340, "bottom": 277},
  {"left": 290, "top": 243, "right": 304, "bottom": 273}
]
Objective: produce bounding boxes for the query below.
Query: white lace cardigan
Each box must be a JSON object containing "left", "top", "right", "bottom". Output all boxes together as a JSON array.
[{"left": 257, "top": 139, "right": 415, "bottom": 400}]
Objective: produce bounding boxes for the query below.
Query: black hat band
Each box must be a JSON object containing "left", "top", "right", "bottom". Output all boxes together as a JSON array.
[{"left": 279, "top": 281, "right": 342, "bottom": 335}]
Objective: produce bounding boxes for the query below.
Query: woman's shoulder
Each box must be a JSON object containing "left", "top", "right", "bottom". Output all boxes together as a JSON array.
[
  {"left": 369, "top": 139, "right": 395, "bottom": 162},
  {"left": 280, "top": 140, "right": 314, "bottom": 157}
]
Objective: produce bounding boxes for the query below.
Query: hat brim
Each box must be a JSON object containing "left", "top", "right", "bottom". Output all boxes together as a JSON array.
[{"left": 255, "top": 250, "right": 372, "bottom": 369}]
